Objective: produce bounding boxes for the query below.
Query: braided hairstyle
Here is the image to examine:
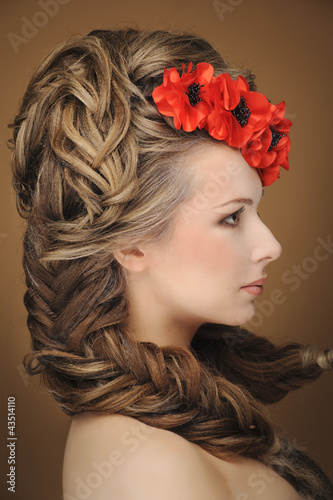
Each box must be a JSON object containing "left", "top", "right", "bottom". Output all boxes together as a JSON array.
[{"left": 9, "top": 29, "right": 333, "bottom": 499}]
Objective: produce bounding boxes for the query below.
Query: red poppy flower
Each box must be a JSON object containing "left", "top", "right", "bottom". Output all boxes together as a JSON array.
[
  {"left": 152, "top": 62, "right": 214, "bottom": 132},
  {"left": 205, "top": 74, "right": 272, "bottom": 147},
  {"left": 241, "top": 101, "right": 293, "bottom": 186}
]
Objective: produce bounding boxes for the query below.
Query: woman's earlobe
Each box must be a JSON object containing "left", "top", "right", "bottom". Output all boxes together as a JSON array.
[{"left": 113, "top": 247, "right": 146, "bottom": 272}]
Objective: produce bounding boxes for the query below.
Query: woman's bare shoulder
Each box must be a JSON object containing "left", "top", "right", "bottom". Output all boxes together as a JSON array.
[{"left": 63, "top": 413, "right": 228, "bottom": 500}]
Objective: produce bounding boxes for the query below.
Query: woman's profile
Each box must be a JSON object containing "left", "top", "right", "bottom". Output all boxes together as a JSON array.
[{"left": 9, "top": 28, "right": 333, "bottom": 499}]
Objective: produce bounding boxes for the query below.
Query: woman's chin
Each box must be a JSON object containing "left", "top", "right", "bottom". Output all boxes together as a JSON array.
[
  {"left": 207, "top": 308, "right": 255, "bottom": 328},
  {"left": 231, "top": 305, "right": 256, "bottom": 327}
]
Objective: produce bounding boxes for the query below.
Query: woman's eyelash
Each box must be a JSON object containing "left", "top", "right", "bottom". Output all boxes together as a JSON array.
[{"left": 219, "top": 207, "right": 261, "bottom": 227}]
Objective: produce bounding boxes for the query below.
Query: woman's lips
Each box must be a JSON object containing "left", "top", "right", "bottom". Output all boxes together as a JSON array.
[
  {"left": 241, "top": 285, "right": 264, "bottom": 296},
  {"left": 241, "top": 277, "right": 267, "bottom": 295}
]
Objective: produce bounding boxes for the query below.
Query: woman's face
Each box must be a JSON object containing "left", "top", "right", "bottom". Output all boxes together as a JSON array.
[{"left": 128, "top": 141, "right": 282, "bottom": 345}]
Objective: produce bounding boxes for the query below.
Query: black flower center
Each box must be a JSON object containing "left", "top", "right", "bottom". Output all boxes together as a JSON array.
[
  {"left": 268, "top": 129, "right": 285, "bottom": 151},
  {"left": 232, "top": 96, "right": 251, "bottom": 127},
  {"left": 185, "top": 82, "right": 205, "bottom": 106}
]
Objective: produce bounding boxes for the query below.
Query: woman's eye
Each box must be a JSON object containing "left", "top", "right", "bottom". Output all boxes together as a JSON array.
[{"left": 219, "top": 207, "right": 245, "bottom": 227}]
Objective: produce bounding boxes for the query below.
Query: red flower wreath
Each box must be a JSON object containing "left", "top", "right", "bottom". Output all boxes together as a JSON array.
[{"left": 151, "top": 62, "right": 293, "bottom": 186}]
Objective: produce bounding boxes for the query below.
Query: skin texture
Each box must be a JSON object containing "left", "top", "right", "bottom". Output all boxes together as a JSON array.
[
  {"left": 64, "top": 414, "right": 302, "bottom": 500},
  {"left": 115, "top": 141, "right": 282, "bottom": 348},
  {"left": 64, "top": 414, "right": 229, "bottom": 500}
]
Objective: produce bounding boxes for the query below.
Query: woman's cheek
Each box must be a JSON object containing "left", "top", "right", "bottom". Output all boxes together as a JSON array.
[{"left": 191, "top": 236, "right": 238, "bottom": 271}]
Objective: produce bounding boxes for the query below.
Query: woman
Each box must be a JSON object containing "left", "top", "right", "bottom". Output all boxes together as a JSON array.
[{"left": 10, "top": 29, "right": 333, "bottom": 499}]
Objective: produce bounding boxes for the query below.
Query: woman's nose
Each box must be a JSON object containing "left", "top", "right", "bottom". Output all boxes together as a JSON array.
[{"left": 251, "top": 221, "right": 282, "bottom": 264}]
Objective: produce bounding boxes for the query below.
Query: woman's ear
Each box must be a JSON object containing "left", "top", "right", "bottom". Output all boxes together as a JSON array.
[{"left": 113, "top": 247, "right": 146, "bottom": 272}]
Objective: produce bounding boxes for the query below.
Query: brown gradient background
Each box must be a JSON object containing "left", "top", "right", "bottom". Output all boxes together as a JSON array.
[{"left": 1, "top": 0, "right": 332, "bottom": 498}]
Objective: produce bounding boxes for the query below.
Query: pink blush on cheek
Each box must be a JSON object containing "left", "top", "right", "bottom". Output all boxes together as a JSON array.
[{"left": 172, "top": 225, "right": 237, "bottom": 273}]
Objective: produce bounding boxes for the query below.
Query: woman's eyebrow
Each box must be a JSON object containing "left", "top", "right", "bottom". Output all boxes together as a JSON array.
[{"left": 214, "top": 189, "right": 264, "bottom": 208}]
